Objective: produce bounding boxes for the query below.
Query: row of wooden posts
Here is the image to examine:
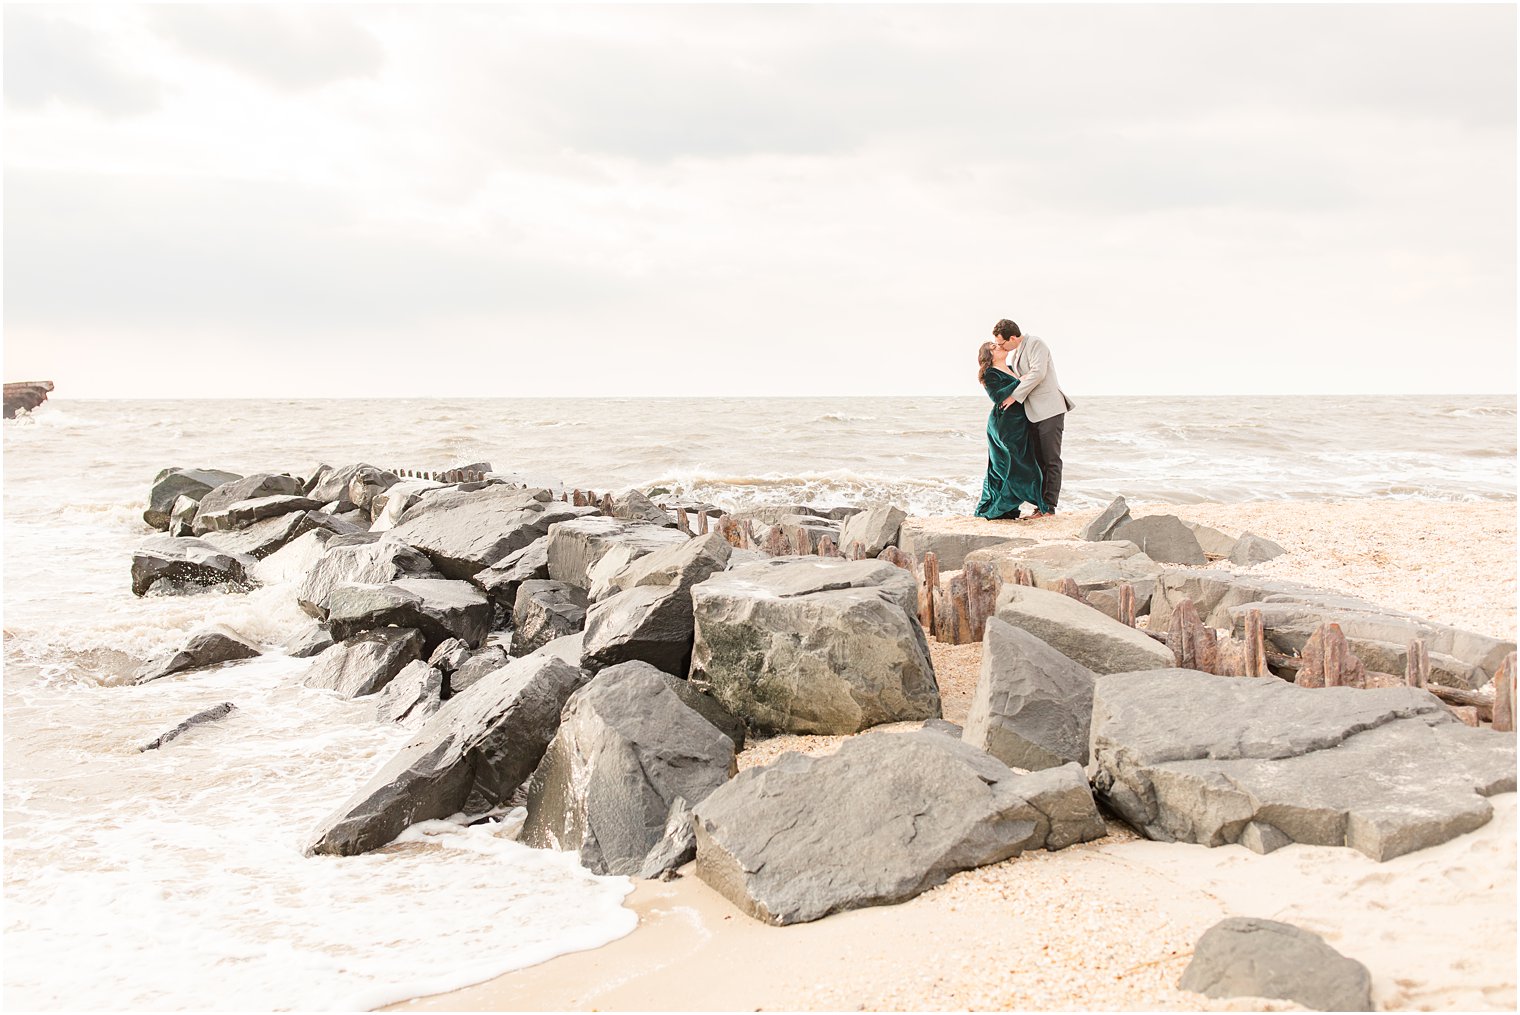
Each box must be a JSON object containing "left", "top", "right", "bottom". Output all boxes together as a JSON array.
[
  {"left": 390, "top": 468, "right": 489, "bottom": 483},
  {"left": 396, "top": 476, "right": 1519, "bottom": 732}
]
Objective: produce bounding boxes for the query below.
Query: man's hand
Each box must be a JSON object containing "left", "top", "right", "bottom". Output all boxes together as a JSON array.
[{"left": 1000, "top": 393, "right": 1018, "bottom": 409}]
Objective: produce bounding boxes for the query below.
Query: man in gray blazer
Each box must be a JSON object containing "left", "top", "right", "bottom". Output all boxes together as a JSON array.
[{"left": 993, "top": 319, "right": 1074, "bottom": 515}]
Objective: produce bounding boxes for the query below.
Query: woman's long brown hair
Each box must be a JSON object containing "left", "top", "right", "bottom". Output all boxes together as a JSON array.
[{"left": 977, "top": 341, "right": 995, "bottom": 385}]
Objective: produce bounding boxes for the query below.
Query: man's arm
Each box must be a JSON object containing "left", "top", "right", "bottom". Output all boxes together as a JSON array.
[{"left": 1010, "top": 339, "right": 1049, "bottom": 403}]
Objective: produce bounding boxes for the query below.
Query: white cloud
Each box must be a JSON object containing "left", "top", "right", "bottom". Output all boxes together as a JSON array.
[{"left": 2, "top": 4, "right": 1513, "bottom": 397}]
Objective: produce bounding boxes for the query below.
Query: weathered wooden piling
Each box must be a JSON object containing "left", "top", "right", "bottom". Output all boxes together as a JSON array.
[
  {"left": 1166, "top": 598, "right": 1217, "bottom": 674},
  {"left": 764, "top": 525, "right": 789, "bottom": 557},
  {"left": 1011, "top": 565, "right": 1034, "bottom": 587},
  {"left": 948, "top": 572, "right": 972, "bottom": 645},
  {"left": 676, "top": 508, "right": 692, "bottom": 535},
  {"left": 697, "top": 509, "right": 710, "bottom": 535},
  {"left": 878, "top": 546, "right": 912, "bottom": 570},
  {"left": 817, "top": 536, "right": 839, "bottom": 558},
  {"left": 1495, "top": 653, "right": 1517, "bottom": 733},
  {"left": 1297, "top": 622, "right": 1365, "bottom": 689},
  {"left": 1243, "top": 608, "right": 1269, "bottom": 678},
  {"left": 1117, "top": 583, "right": 1136, "bottom": 628},
  {"left": 1054, "top": 577, "right": 1087, "bottom": 605},
  {"left": 918, "top": 552, "right": 939, "bottom": 638},
  {"left": 601, "top": 493, "right": 615, "bottom": 516},
  {"left": 1405, "top": 638, "right": 1430, "bottom": 689},
  {"left": 963, "top": 560, "right": 998, "bottom": 642}
]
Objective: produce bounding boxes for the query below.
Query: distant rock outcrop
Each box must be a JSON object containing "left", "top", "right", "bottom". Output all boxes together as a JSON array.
[{"left": 3, "top": 381, "right": 53, "bottom": 419}]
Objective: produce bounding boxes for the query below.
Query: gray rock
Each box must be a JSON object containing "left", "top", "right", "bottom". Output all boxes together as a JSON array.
[
  {"left": 920, "top": 718, "right": 964, "bottom": 737},
  {"left": 963, "top": 617, "right": 1096, "bottom": 770},
  {"left": 1089, "top": 669, "right": 1517, "bottom": 860},
  {"left": 131, "top": 535, "right": 257, "bottom": 597},
  {"left": 347, "top": 466, "right": 400, "bottom": 515},
  {"left": 896, "top": 520, "right": 1032, "bottom": 571},
  {"left": 1109, "top": 515, "right": 1207, "bottom": 566},
  {"left": 191, "top": 473, "right": 304, "bottom": 534},
  {"left": 201, "top": 509, "right": 322, "bottom": 560},
  {"left": 307, "top": 653, "right": 587, "bottom": 856},
  {"left": 511, "top": 580, "right": 589, "bottom": 657},
  {"left": 838, "top": 503, "right": 906, "bottom": 558},
  {"left": 369, "top": 479, "right": 443, "bottom": 531},
  {"left": 1229, "top": 532, "right": 1287, "bottom": 565},
  {"left": 522, "top": 661, "right": 737, "bottom": 876},
  {"left": 1080, "top": 496, "right": 1131, "bottom": 541},
  {"left": 610, "top": 488, "right": 677, "bottom": 527},
  {"left": 327, "top": 578, "right": 492, "bottom": 651},
  {"left": 139, "top": 702, "right": 237, "bottom": 752},
  {"left": 691, "top": 557, "right": 940, "bottom": 734},
  {"left": 728, "top": 504, "right": 840, "bottom": 527},
  {"left": 385, "top": 485, "right": 592, "bottom": 579},
  {"left": 167, "top": 494, "right": 201, "bottom": 537},
  {"left": 662, "top": 674, "right": 745, "bottom": 751},
  {"left": 472, "top": 536, "right": 551, "bottom": 612},
  {"left": 282, "top": 622, "right": 334, "bottom": 659},
  {"left": 604, "top": 531, "right": 731, "bottom": 599},
  {"left": 692, "top": 734, "right": 1103, "bottom": 925},
  {"left": 375, "top": 660, "right": 443, "bottom": 726},
  {"left": 428, "top": 638, "right": 473, "bottom": 673},
  {"left": 1179, "top": 917, "right": 1373, "bottom": 1011},
  {"left": 582, "top": 584, "right": 693, "bottom": 677},
  {"left": 448, "top": 645, "right": 510, "bottom": 696},
  {"left": 145, "top": 468, "right": 242, "bottom": 530},
  {"left": 135, "top": 624, "right": 263, "bottom": 683},
  {"left": 307, "top": 463, "right": 389, "bottom": 512},
  {"left": 296, "top": 540, "right": 438, "bottom": 620},
  {"left": 546, "top": 516, "right": 690, "bottom": 592},
  {"left": 1181, "top": 520, "right": 1238, "bottom": 558},
  {"left": 537, "top": 632, "right": 585, "bottom": 666},
  {"left": 637, "top": 797, "right": 698, "bottom": 879},
  {"left": 194, "top": 494, "right": 326, "bottom": 533},
  {"left": 249, "top": 528, "right": 333, "bottom": 586},
  {"left": 303, "top": 628, "right": 426, "bottom": 697},
  {"left": 1150, "top": 570, "right": 1514, "bottom": 688},
  {"left": 995, "top": 584, "right": 1173, "bottom": 675}
]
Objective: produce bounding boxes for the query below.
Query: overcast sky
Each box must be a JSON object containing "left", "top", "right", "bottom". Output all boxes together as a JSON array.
[{"left": 3, "top": 4, "right": 1515, "bottom": 398}]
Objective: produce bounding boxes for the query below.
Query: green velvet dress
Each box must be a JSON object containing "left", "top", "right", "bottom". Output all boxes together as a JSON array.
[{"left": 975, "top": 368, "right": 1048, "bottom": 520}]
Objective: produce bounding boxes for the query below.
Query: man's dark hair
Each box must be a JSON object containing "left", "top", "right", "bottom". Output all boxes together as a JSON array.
[{"left": 992, "top": 319, "right": 1021, "bottom": 340}]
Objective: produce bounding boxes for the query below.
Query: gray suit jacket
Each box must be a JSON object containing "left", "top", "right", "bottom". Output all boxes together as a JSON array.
[{"left": 1010, "top": 334, "right": 1074, "bottom": 423}]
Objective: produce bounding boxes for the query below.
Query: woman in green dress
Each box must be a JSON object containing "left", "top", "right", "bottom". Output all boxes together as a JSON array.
[{"left": 974, "top": 341, "right": 1048, "bottom": 520}]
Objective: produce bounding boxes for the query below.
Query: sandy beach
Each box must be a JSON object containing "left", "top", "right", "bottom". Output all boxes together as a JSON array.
[{"left": 390, "top": 500, "right": 1518, "bottom": 1013}]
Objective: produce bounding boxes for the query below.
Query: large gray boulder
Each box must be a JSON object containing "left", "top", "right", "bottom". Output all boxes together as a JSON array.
[
  {"left": 131, "top": 535, "right": 257, "bottom": 597},
  {"left": 302, "top": 628, "right": 425, "bottom": 698},
  {"left": 1109, "top": 514, "right": 1207, "bottom": 566},
  {"left": 200, "top": 509, "right": 328, "bottom": 560},
  {"left": 838, "top": 503, "right": 906, "bottom": 558},
  {"left": 347, "top": 466, "right": 401, "bottom": 516},
  {"left": 307, "top": 463, "right": 394, "bottom": 513},
  {"left": 472, "top": 536, "right": 551, "bottom": 612},
  {"left": 145, "top": 468, "right": 242, "bottom": 530},
  {"left": 190, "top": 473, "right": 304, "bottom": 534},
  {"left": 1149, "top": 570, "right": 1515, "bottom": 689},
  {"left": 1080, "top": 496, "right": 1131, "bottom": 542},
  {"left": 962, "top": 617, "right": 1096, "bottom": 770},
  {"left": 521, "top": 661, "right": 737, "bottom": 876},
  {"left": 602, "top": 531, "right": 731, "bottom": 599},
  {"left": 1181, "top": 520, "right": 1238, "bottom": 558},
  {"left": 167, "top": 495, "right": 200, "bottom": 537},
  {"left": 690, "top": 557, "right": 940, "bottom": 734},
  {"left": 193, "top": 494, "right": 326, "bottom": 533},
  {"left": 510, "top": 580, "right": 589, "bottom": 657},
  {"left": 135, "top": 624, "right": 262, "bottom": 683},
  {"left": 384, "top": 486, "right": 592, "bottom": 579},
  {"left": 248, "top": 528, "right": 335, "bottom": 586},
  {"left": 282, "top": 621, "right": 334, "bottom": 659},
  {"left": 369, "top": 478, "right": 443, "bottom": 531},
  {"left": 1089, "top": 669, "right": 1517, "bottom": 860},
  {"left": 897, "top": 520, "right": 1030, "bottom": 571},
  {"left": 581, "top": 584, "right": 692, "bottom": 677},
  {"left": 326, "top": 578, "right": 492, "bottom": 651},
  {"left": 692, "top": 733, "right": 1104, "bottom": 925},
  {"left": 446, "top": 645, "right": 510, "bottom": 696},
  {"left": 1179, "top": 917, "right": 1373, "bottom": 1011},
  {"left": 308, "top": 653, "right": 587, "bottom": 856},
  {"left": 546, "top": 516, "right": 690, "bottom": 592},
  {"left": 296, "top": 540, "right": 438, "bottom": 620},
  {"left": 995, "top": 584, "right": 1173, "bottom": 675}
]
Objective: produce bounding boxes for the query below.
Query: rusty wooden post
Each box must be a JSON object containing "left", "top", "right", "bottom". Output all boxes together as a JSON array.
[
  {"left": 962, "top": 560, "right": 998, "bottom": 642},
  {"left": 697, "top": 509, "right": 710, "bottom": 536},
  {"left": 764, "top": 525, "right": 789, "bottom": 556},
  {"left": 918, "top": 552, "right": 939, "bottom": 637},
  {"left": 572, "top": 490, "right": 584, "bottom": 507},
  {"left": 676, "top": 508, "right": 692, "bottom": 535},
  {"left": 792, "top": 528, "right": 814, "bottom": 556},
  {"left": 1117, "top": 583, "right": 1136, "bottom": 628},
  {"left": 1494, "top": 653, "right": 1517, "bottom": 733},
  {"left": 1166, "top": 599, "right": 1217, "bottom": 674},
  {"left": 1244, "top": 608, "right": 1268, "bottom": 678},
  {"left": 1406, "top": 637, "right": 1430, "bottom": 689},
  {"left": 1298, "top": 622, "right": 1362, "bottom": 688},
  {"left": 948, "top": 572, "right": 972, "bottom": 645},
  {"left": 878, "top": 546, "right": 910, "bottom": 570},
  {"left": 1055, "top": 577, "right": 1086, "bottom": 605},
  {"left": 601, "top": 492, "right": 614, "bottom": 516},
  {"left": 1011, "top": 565, "right": 1034, "bottom": 587},
  {"left": 817, "top": 536, "right": 838, "bottom": 557}
]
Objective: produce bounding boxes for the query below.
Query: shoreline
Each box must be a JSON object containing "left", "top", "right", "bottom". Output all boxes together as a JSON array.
[{"left": 390, "top": 499, "right": 1518, "bottom": 1012}]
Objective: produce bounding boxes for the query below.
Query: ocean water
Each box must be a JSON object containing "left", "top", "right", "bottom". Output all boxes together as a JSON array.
[{"left": 3, "top": 394, "right": 1515, "bottom": 1010}]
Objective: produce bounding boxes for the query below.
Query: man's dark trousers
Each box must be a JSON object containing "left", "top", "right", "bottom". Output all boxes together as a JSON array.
[{"left": 1028, "top": 412, "right": 1064, "bottom": 512}]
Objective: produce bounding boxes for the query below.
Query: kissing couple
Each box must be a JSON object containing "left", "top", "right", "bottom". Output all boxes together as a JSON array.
[{"left": 975, "top": 319, "right": 1074, "bottom": 521}]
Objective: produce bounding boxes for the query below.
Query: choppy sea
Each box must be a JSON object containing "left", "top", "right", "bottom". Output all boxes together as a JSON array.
[{"left": 3, "top": 394, "right": 1515, "bottom": 1009}]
